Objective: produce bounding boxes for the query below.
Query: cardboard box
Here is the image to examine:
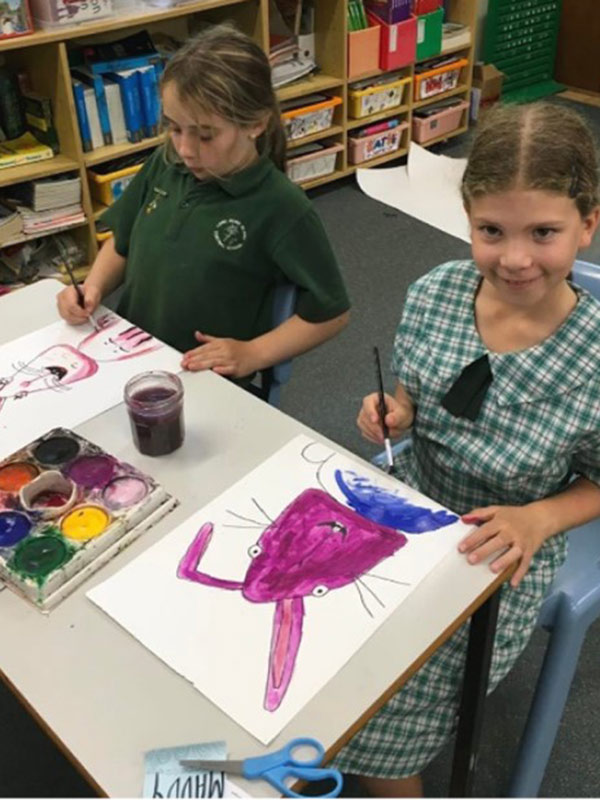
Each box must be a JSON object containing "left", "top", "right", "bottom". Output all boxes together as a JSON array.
[
  {"left": 471, "top": 63, "right": 504, "bottom": 121},
  {"left": 348, "top": 20, "right": 381, "bottom": 79}
]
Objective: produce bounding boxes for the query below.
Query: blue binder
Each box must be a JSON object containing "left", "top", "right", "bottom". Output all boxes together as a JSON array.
[
  {"left": 105, "top": 70, "right": 142, "bottom": 143},
  {"left": 71, "top": 66, "right": 113, "bottom": 146},
  {"left": 137, "top": 66, "right": 159, "bottom": 138},
  {"left": 71, "top": 79, "right": 92, "bottom": 152}
]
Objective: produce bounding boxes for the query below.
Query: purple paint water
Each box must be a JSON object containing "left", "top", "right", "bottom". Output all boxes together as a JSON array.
[{"left": 124, "top": 372, "right": 184, "bottom": 457}]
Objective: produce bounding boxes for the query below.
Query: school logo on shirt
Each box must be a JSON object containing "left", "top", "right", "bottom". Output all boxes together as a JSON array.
[{"left": 214, "top": 218, "right": 247, "bottom": 251}]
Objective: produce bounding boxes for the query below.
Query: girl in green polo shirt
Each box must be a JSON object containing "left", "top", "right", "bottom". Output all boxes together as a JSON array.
[
  {"left": 336, "top": 103, "right": 600, "bottom": 796},
  {"left": 57, "top": 25, "right": 350, "bottom": 392}
]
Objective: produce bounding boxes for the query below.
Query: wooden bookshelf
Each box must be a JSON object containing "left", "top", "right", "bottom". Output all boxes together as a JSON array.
[
  {"left": 0, "top": 0, "right": 252, "bottom": 50},
  {"left": 84, "top": 137, "right": 163, "bottom": 168},
  {"left": 0, "top": 0, "right": 478, "bottom": 285},
  {"left": 0, "top": 155, "right": 80, "bottom": 188}
]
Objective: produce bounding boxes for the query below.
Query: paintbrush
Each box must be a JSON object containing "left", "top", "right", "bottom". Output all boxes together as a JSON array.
[
  {"left": 373, "top": 346, "right": 395, "bottom": 474},
  {"left": 59, "top": 242, "right": 101, "bottom": 332}
]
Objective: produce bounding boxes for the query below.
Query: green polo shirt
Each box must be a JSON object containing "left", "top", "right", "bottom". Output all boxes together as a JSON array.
[{"left": 101, "top": 149, "right": 350, "bottom": 357}]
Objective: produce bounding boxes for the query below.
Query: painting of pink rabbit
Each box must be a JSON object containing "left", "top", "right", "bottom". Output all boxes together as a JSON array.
[
  {"left": 0, "top": 311, "right": 181, "bottom": 459},
  {"left": 88, "top": 435, "right": 469, "bottom": 745}
]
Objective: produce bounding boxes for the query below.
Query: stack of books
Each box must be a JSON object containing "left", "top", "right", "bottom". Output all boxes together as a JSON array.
[
  {"left": 441, "top": 22, "right": 471, "bottom": 52},
  {"left": 70, "top": 30, "right": 164, "bottom": 152},
  {"left": 3, "top": 173, "right": 85, "bottom": 238},
  {"left": 10, "top": 174, "right": 81, "bottom": 212},
  {"left": 22, "top": 89, "right": 60, "bottom": 154},
  {"left": 18, "top": 205, "right": 86, "bottom": 236},
  {"left": 0, "top": 133, "right": 54, "bottom": 171}
]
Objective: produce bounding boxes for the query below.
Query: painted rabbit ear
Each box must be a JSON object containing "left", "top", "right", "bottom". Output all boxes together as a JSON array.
[
  {"left": 300, "top": 440, "right": 336, "bottom": 467},
  {"left": 334, "top": 470, "right": 458, "bottom": 534}
]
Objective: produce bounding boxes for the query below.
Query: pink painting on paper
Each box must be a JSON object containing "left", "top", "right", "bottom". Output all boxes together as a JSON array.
[{"left": 177, "top": 445, "right": 458, "bottom": 712}]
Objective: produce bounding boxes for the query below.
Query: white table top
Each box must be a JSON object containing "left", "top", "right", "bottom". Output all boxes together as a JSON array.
[{"left": 0, "top": 281, "right": 504, "bottom": 797}]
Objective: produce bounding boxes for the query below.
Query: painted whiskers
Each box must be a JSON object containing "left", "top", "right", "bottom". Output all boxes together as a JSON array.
[{"left": 177, "top": 444, "right": 457, "bottom": 712}]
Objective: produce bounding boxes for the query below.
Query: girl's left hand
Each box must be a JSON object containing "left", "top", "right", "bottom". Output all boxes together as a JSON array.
[
  {"left": 458, "top": 505, "right": 549, "bottom": 588},
  {"left": 181, "top": 332, "right": 259, "bottom": 378}
]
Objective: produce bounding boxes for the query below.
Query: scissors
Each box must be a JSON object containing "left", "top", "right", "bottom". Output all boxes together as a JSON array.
[{"left": 179, "top": 736, "right": 343, "bottom": 798}]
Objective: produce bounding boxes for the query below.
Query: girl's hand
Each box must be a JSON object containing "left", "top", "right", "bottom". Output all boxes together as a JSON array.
[
  {"left": 357, "top": 392, "right": 413, "bottom": 444},
  {"left": 459, "top": 505, "right": 550, "bottom": 588},
  {"left": 56, "top": 284, "right": 101, "bottom": 325},
  {"left": 181, "top": 332, "right": 260, "bottom": 378}
]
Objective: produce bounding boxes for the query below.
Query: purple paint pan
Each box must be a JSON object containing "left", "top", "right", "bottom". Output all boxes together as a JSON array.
[
  {"left": 102, "top": 476, "right": 148, "bottom": 511},
  {"left": 66, "top": 455, "right": 116, "bottom": 490}
]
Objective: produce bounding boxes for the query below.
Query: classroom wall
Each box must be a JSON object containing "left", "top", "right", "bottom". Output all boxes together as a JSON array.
[{"left": 554, "top": 0, "right": 600, "bottom": 92}]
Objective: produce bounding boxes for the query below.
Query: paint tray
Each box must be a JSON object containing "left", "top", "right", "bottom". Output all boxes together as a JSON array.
[{"left": 0, "top": 428, "right": 177, "bottom": 611}]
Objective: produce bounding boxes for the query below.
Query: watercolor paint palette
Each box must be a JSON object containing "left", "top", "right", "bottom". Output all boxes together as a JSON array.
[{"left": 0, "top": 428, "right": 177, "bottom": 610}]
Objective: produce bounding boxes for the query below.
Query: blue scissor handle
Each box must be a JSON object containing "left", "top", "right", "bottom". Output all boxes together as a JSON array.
[
  {"left": 244, "top": 737, "right": 324, "bottom": 776},
  {"left": 243, "top": 737, "right": 343, "bottom": 798},
  {"left": 260, "top": 765, "right": 343, "bottom": 798}
]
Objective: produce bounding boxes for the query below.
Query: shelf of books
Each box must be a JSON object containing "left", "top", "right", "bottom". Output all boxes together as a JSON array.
[
  {"left": 0, "top": 0, "right": 477, "bottom": 292},
  {"left": 0, "top": 0, "right": 252, "bottom": 52}
]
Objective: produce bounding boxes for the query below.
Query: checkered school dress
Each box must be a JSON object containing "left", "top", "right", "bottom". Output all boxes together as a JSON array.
[{"left": 333, "top": 260, "right": 600, "bottom": 779}]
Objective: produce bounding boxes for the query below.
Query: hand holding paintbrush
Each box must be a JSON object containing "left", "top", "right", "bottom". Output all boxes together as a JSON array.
[
  {"left": 373, "top": 346, "right": 395, "bottom": 474},
  {"left": 356, "top": 348, "right": 415, "bottom": 471},
  {"left": 57, "top": 240, "right": 101, "bottom": 332}
]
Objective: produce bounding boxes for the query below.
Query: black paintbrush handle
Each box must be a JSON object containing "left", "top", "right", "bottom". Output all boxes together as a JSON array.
[{"left": 373, "top": 346, "right": 390, "bottom": 439}]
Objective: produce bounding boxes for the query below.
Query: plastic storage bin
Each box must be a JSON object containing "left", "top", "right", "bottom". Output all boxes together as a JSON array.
[
  {"left": 413, "top": 0, "right": 441, "bottom": 15},
  {"left": 348, "top": 21, "right": 381, "bottom": 79},
  {"left": 87, "top": 162, "right": 143, "bottom": 205},
  {"left": 412, "top": 99, "right": 468, "bottom": 143},
  {"left": 368, "top": 12, "right": 417, "bottom": 71},
  {"left": 29, "top": 0, "right": 113, "bottom": 27},
  {"left": 414, "top": 57, "right": 468, "bottom": 100},
  {"left": 416, "top": 6, "right": 443, "bottom": 61},
  {"left": 348, "top": 120, "right": 409, "bottom": 163},
  {"left": 286, "top": 142, "right": 343, "bottom": 184},
  {"left": 348, "top": 74, "right": 411, "bottom": 118},
  {"left": 280, "top": 94, "right": 342, "bottom": 141}
]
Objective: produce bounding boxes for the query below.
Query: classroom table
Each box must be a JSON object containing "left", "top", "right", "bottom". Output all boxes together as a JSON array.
[{"left": 0, "top": 280, "right": 506, "bottom": 798}]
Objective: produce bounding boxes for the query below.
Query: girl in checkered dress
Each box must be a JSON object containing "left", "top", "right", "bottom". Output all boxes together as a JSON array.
[{"left": 334, "top": 103, "right": 600, "bottom": 796}]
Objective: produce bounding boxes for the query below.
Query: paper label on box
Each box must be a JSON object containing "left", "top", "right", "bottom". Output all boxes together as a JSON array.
[
  {"left": 418, "top": 18, "right": 425, "bottom": 43},
  {"left": 390, "top": 25, "right": 397, "bottom": 52}
]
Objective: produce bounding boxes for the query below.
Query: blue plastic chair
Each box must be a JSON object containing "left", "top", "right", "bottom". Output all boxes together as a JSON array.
[
  {"left": 262, "top": 282, "right": 297, "bottom": 408},
  {"left": 508, "top": 258, "right": 600, "bottom": 797},
  {"left": 371, "top": 259, "right": 600, "bottom": 797}
]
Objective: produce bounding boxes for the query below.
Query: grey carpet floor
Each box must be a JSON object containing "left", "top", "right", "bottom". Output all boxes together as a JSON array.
[{"left": 1, "top": 96, "right": 599, "bottom": 797}]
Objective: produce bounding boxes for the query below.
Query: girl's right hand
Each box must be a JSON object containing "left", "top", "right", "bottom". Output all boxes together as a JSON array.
[
  {"left": 357, "top": 392, "right": 413, "bottom": 444},
  {"left": 57, "top": 284, "right": 101, "bottom": 325}
]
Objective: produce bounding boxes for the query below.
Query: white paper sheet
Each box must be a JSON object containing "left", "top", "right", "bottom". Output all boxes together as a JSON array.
[
  {"left": 0, "top": 309, "right": 182, "bottom": 459},
  {"left": 357, "top": 142, "right": 471, "bottom": 242},
  {"left": 89, "top": 434, "right": 471, "bottom": 745}
]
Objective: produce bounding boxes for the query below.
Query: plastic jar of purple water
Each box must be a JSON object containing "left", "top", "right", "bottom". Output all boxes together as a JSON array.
[{"left": 124, "top": 371, "right": 184, "bottom": 456}]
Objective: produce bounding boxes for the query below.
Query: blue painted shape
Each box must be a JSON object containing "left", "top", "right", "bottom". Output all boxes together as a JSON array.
[
  {"left": 335, "top": 470, "right": 458, "bottom": 533},
  {"left": 0, "top": 511, "right": 32, "bottom": 547}
]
